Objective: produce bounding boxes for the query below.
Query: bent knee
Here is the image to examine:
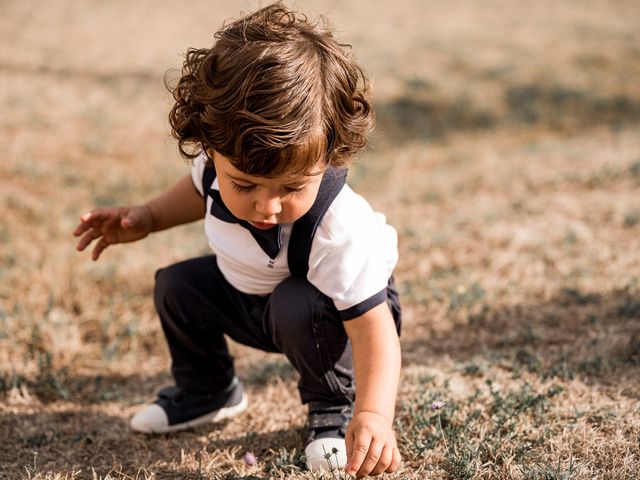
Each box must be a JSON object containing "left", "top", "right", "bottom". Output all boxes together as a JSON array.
[
  {"left": 269, "top": 277, "right": 324, "bottom": 331},
  {"left": 153, "top": 262, "right": 197, "bottom": 306},
  {"left": 269, "top": 277, "right": 343, "bottom": 334}
]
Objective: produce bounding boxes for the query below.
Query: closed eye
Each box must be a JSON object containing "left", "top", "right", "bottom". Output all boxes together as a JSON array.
[
  {"left": 284, "top": 185, "right": 306, "bottom": 195},
  {"left": 231, "top": 181, "right": 256, "bottom": 193}
]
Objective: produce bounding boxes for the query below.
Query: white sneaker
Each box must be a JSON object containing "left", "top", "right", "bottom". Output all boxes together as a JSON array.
[
  {"left": 130, "top": 377, "right": 247, "bottom": 434},
  {"left": 304, "top": 402, "right": 352, "bottom": 471},
  {"left": 305, "top": 436, "right": 348, "bottom": 471}
]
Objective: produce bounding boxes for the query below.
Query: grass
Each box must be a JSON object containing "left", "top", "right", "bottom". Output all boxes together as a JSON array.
[{"left": 2, "top": 0, "right": 640, "bottom": 478}]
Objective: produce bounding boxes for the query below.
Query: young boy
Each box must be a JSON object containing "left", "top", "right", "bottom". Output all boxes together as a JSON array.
[{"left": 73, "top": 3, "right": 402, "bottom": 477}]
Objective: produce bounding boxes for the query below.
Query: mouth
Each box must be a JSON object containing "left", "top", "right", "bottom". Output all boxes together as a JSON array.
[{"left": 249, "top": 220, "right": 278, "bottom": 230}]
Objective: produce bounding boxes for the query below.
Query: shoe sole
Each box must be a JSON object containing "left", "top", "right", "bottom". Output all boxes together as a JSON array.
[{"left": 146, "top": 393, "right": 248, "bottom": 434}]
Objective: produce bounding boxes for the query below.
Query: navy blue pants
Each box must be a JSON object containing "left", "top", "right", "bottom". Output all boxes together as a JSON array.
[{"left": 154, "top": 255, "right": 401, "bottom": 406}]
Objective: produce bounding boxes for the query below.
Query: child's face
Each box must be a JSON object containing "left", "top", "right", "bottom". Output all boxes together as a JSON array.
[{"left": 211, "top": 150, "right": 325, "bottom": 228}]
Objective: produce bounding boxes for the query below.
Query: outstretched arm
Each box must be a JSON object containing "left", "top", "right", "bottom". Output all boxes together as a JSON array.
[
  {"left": 74, "top": 174, "right": 204, "bottom": 260},
  {"left": 144, "top": 174, "right": 204, "bottom": 231},
  {"left": 343, "top": 302, "right": 402, "bottom": 477}
]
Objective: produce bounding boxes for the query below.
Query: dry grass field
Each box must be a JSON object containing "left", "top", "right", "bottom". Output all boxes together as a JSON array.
[{"left": 1, "top": 0, "right": 640, "bottom": 478}]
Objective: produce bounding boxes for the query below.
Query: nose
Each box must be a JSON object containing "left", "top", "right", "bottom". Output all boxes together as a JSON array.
[{"left": 255, "top": 193, "right": 282, "bottom": 218}]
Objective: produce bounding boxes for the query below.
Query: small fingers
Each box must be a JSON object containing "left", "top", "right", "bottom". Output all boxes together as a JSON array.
[
  {"left": 355, "top": 440, "right": 383, "bottom": 478},
  {"left": 76, "top": 228, "right": 103, "bottom": 252},
  {"left": 73, "top": 220, "right": 92, "bottom": 237},
  {"left": 74, "top": 210, "right": 111, "bottom": 236},
  {"left": 346, "top": 432, "right": 372, "bottom": 477},
  {"left": 369, "top": 444, "right": 394, "bottom": 476},
  {"left": 388, "top": 447, "right": 402, "bottom": 473},
  {"left": 80, "top": 209, "right": 116, "bottom": 223},
  {"left": 74, "top": 209, "right": 121, "bottom": 234},
  {"left": 91, "top": 236, "right": 110, "bottom": 261}
]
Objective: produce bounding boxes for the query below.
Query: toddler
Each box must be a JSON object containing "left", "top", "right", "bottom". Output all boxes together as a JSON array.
[{"left": 74, "top": 3, "right": 402, "bottom": 477}]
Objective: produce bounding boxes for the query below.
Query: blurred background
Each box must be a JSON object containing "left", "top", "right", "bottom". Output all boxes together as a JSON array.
[{"left": 1, "top": 1, "right": 639, "bottom": 478}]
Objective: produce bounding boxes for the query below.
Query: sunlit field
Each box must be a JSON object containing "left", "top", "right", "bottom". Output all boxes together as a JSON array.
[{"left": 1, "top": 0, "right": 639, "bottom": 478}]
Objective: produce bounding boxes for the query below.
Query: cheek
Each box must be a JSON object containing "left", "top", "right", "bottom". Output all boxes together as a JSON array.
[
  {"left": 284, "top": 191, "right": 318, "bottom": 220},
  {"left": 219, "top": 186, "right": 249, "bottom": 216}
]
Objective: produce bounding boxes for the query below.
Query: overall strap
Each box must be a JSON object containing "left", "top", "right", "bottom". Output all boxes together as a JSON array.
[
  {"left": 288, "top": 167, "right": 347, "bottom": 278},
  {"left": 202, "top": 165, "right": 217, "bottom": 213}
]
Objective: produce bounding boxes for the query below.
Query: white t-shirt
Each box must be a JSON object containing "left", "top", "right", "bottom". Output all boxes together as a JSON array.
[{"left": 191, "top": 154, "right": 398, "bottom": 319}]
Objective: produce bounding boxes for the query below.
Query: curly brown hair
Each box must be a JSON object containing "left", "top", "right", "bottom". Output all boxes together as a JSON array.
[{"left": 167, "top": 2, "right": 374, "bottom": 176}]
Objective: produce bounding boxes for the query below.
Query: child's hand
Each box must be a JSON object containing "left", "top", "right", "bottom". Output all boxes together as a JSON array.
[
  {"left": 345, "top": 411, "right": 402, "bottom": 477},
  {"left": 73, "top": 205, "right": 154, "bottom": 260}
]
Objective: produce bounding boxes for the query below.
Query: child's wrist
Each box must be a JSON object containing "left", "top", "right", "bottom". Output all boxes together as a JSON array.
[
  {"left": 353, "top": 408, "right": 394, "bottom": 426},
  {"left": 142, "top": 203, "right": 157, "bottom": 232}
]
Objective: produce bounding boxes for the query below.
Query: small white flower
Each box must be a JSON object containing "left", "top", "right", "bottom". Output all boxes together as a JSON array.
[{"left": 431, "top": 401, "right": 447, "bottom": 410}]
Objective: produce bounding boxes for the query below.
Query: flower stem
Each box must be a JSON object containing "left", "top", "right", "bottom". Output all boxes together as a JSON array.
[{"left": 437, "top": 412, "right": 449, "bottom": 451}]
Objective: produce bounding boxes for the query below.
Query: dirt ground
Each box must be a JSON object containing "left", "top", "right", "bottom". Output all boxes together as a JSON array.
[{"left": 1, "top": 0, "right": 639, "bottom": 479}]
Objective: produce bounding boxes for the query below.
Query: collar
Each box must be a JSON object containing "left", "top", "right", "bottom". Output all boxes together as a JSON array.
[{"left": 208, "top": 188, "right": 282, "bottom": 259}]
